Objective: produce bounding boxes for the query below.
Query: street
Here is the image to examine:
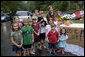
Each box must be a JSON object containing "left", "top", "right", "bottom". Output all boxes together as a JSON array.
[{"left": 1, "top": 21, "right": 77, "bottom": 56}]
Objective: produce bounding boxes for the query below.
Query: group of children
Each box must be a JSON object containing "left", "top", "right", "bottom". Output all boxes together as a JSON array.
[{"left": 10, "top": 10, "right": 68, "bottom": 56}]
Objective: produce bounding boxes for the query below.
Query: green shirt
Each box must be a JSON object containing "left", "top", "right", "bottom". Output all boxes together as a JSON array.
[
  {"left": 10, "top": 30, "right": 22, "bottom": 44},
  {"left": 21, "top": 25, "right": 34, "bottom": 45}
]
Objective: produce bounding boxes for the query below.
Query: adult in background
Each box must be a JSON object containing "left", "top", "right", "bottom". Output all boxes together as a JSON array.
[{"left": 46, "top": 5, "right": 55, "bottom": 22}]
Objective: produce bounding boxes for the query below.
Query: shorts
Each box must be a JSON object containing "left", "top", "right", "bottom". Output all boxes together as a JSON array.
[
  {"left": 23, "top": 44, "right": 32, "bottom": 49},
  {"left": 12, "top": 45, "right": 22, "bottom": 53},
  {"left": 34, "top": 37, "right": 39, "bottom": 43},
  {"left": 40, "top": 33, "right": 45, "bottom": 40},
  {"left": 48, "top": 43, "right": 57, "bottom": 50}
]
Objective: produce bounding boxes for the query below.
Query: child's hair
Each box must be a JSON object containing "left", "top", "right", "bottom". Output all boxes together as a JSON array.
[
  {"left": 23, "top": 18, "right": 29, "bottom": 23},
  {"left": 12, "top": 22, "right": 19, "bottom": 31},
  {"left": 32, "top": 16, "right": 37, "bottom": 20},
  {"left": 48, "top": 5, "right": 53, "bottom": 10},
  {"left": 48, "top": 17, "right": 54, "bottom": 24},
  {"left": 39, "top": 11, "right": 44, "bottom": 15},
  {"left": 41, "top": 21, "right": 47, "bottom": 26},
  {"left": 29, "top": 19, "right": 32, "bottom": 22},
  {"left": 35, "top": 10, "right": 39, "bottom": 13},
  {"left": 60, "top": 28, "right": 67, "bottom": 35},
  {"left": 49, "top": 17, "right": 53, "bottom": 20},
  {"left": 13, "top": 16, "right": 19, "bottom": 22},
  {"left": 51, "top": 23, "right": 56, "bottom": 28},
  {"left": 54, "top": 16, "right": 58, "bottom": 20}
]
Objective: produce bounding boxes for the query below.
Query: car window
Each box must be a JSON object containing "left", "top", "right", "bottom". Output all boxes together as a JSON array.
[{"left": 16, "top": 12, "right": 29, "bottom": 16}]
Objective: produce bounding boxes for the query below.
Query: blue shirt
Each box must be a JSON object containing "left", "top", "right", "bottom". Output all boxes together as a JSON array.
[{"left": 59, "top": 35, "right": 68, "bottom": 48}]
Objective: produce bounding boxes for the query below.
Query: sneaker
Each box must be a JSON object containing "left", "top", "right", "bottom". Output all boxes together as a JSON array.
[
  {"left": 48, "top": 53, "right": 51, "bottom": 56},
  {"left": 53, "top": 52, "right": 57, "bottom": 56},
  {"left": 62, "top": 51, "right": 64, "bottom": 55}
]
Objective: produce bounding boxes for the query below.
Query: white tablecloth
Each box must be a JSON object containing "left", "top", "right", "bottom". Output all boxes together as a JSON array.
[{"left": 60, "top": 23, "right": 84, "bottom": 29}]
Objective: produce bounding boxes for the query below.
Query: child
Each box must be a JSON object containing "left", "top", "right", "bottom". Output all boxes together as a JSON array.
[
  {"left": 40, "top": 21, "right": 47, "bottom": 49},
  {"left": 29, "top": 19, "right": 33, "bottom": 26},
  {"left": 47, "top": 24, "right": 59, "bottom": 56},
  {"left": 32, "top": 16, "right": 41, "bottom": 50},
  {"left": 58, "top": 28, "right": 68, "bottom": 54},
  {"left": 13, "top": 16, "right": 23, "bottom": 29},
  {"left": 45, "top": 18, "right": 53, "bottom": 51},
  {"left": 57, "top": 11, "right": 62, "bottom": 21},
  {"left": 21, "top": 18, "right": 35, "bottom": 56},
  {"left": 10, "top": 22, "right": 23, "bottom": 56},
  {"left": 35, "top": 10, "right": 39, "bottom": 16},
  {"left": 54, "top": 16, "right": 62, "bottom": 33},
  {"left": 45, "top": 18, "right": 54, "bottom": 43},
  {"left": 37, "top": 11, "right": 48, "bottom": 24},
  {"left": 29, "top": 19, "right": 35, "bottom": 53},
  {"left": 34, "top": 10, "right": 39, "bottom": 19}
]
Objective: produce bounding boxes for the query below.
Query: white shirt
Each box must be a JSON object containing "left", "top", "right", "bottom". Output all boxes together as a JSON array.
[
  {"left": 54, "top": 21, "right": 59, "bottom": 32},
  {"left": 45, "top": 25, "right": 51, "bottom": 35},
  {"left": 54, "top": 21, "right": 58, "bottom": 25},
  {"left": 40, "top": 26, "right": 46, "bottom": 33}
]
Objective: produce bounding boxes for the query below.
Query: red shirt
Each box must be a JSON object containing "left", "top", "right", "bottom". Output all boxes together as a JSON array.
[
  {"left": 32, "top": 23, "right": 40, "bottom": 38},
  {"left": 47, "top": 30, "right": 59, "bottom": 44}
]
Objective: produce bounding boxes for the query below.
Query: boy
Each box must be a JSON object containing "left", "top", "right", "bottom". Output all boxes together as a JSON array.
[
  {"left": 47, "top": 24, "right": 59, "bottom": 56},
  {"left": 21, "top": 18, "right": 35, "bottom": 56}
]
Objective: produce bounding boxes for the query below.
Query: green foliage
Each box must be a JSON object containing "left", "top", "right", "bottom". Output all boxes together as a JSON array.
[{"left": 1, "top": 1, "right": 84, "bottom": 15}]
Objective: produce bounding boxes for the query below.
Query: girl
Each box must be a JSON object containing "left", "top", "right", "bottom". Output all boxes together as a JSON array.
[
  {"left": 47, "top": 24, "right": 59, "bottom": 56},
  {"left": 10, "top": 22, "right": 23, "bottom": 56},
  {"left": 13, "top": 16, "right": 23, "bottom": 29},
  {"left": 40, "top": 21, "right": 47, "bottom": 49},
  {"left": 54, "top": 16, "right": 62, "bottom": 33},
  {"left": 21, "top": 18, "right": 35, "bottom": 56},
  {"left": 58, "top": 28, "right": 68, "bottom": 54}
]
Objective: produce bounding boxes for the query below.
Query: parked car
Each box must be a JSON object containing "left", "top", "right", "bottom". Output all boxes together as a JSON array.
[
  {"left": 1, "top": 13, "right": 11, "bottom": 22},
  {"left": 15, "top": 11, "right": 31, "bottom": 22}
]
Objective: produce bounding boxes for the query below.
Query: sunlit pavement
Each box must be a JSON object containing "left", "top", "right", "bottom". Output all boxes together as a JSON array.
[{"left": 1, "top": 21, "right": 77, "bottom": 56}]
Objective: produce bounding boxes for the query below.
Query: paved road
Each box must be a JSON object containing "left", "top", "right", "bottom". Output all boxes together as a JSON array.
[{"left": 1, "top": 21, "right": 77, "bottom": 56}]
